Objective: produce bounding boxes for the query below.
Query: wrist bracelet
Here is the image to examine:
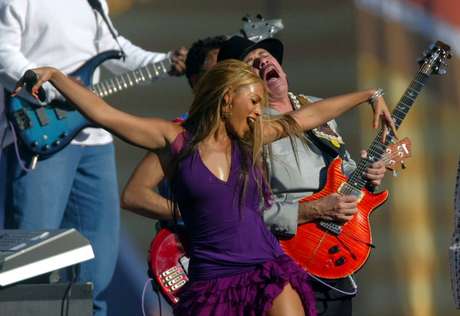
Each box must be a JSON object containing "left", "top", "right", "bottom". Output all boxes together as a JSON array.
[{"left": 368, "top": 88, "right": 384, "bottom": 106}]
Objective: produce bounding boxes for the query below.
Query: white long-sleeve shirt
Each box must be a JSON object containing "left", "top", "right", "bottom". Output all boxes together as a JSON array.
[
  {"left": 263, "top": 96, "right": 356, "bottom": 237},
  {"left": 0, "top": 0, "right": 167, "bottom": 147}
]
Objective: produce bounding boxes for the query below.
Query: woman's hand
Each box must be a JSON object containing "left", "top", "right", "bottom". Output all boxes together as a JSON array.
[
  {"left": 370, "top": 93, "right": 398, "bottom": 142},
  {"left": 12, "top": 67, "right": 58, "bottom": 100},
  {"left": 14, "top": 66, "right": 182, "bottom": 151}
]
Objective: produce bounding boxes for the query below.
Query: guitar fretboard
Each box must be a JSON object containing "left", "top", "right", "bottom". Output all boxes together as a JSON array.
[
  {"left": 454, "top": 159, "right": 460, "bottom": 233},
  {"left": 90, "top": 58, "right": 172, "bottom": 97},
  {"left": 343, "top": 71, "right": 430, "bottom": 192}
]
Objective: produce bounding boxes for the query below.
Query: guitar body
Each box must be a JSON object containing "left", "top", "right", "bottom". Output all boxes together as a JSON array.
[
  {"left": 149, "top": 227, "right": 189, "bottom": 305},
  {"left": 5, "top": 50, "right": 123, "bottom": 157},
  {"left": 280, "top": 157, "right": 388, "bottom": 279},
  {"left": 279, "top": 41, "right": 452, "bottom": 279}
]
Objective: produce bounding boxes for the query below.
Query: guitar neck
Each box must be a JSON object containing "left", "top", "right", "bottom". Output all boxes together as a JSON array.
[
  {"left": 90, "top": 58, "right": 172, "bottom": 97},
  {"left": 88, "top": 15, "right": 284, "bottom": 98},
  {"left": 455, "top": 160, "right": 460, "bottom": 232},
  {"left": 345, "top": 70, "right": 430, "bottom": 192}
]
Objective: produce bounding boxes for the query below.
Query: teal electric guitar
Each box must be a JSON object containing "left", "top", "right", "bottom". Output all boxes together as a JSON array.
[{"left": 6, "top": 15, "right": 283, "bottom": 158}]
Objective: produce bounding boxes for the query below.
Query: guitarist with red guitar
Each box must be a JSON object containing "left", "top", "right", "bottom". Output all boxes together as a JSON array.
[
  {"left": 218, "top": 37, "right": 449, "bottom": 316},
  {"left": 218, "top": 36, "right": 393, "bottom": 316}
]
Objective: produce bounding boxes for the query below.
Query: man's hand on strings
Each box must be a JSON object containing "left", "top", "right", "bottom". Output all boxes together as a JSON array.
[{"left": 361, "top": 150, "right": 386, "bottom": 186}]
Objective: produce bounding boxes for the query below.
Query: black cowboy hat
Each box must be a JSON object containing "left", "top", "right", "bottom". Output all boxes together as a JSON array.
[{"left": 217, "top": 36, "right": 284, "bottom": 64}]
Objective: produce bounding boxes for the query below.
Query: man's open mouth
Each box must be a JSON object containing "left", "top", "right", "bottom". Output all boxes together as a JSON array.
[{"left": 264, "top": 68, "right": 280, "bottom": 82}]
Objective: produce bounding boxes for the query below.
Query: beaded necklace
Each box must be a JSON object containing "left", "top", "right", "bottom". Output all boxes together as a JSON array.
[{"left": 288, "top": 92, "right": 344, "bottom": 148}]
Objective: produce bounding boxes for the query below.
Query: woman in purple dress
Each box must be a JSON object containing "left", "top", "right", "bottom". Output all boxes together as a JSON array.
[{"left": 16, "top": 60, "right": 395, "bottom": 316}]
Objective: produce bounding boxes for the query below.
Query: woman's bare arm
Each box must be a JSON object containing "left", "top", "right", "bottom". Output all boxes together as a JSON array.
[
  {"left": 121, "top": 152, "right": 176, "bottom": 220},
  {"left": 262, "top": 89, "right": 395, "bottom": 144},
  {"left": 14, "top": 67, "right": 182, "bottom": 150}
]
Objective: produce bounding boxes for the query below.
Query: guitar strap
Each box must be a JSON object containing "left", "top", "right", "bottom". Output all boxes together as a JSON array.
[
  {"left": 87, "top": 0, "right": 126, "bottom": 60},
  {"left": 306, "top": 130, "right": 345, "bottom": 161},
  {"left": 288, "top": 94, "right": 359, "bottom": 294},
  {"left": 294, "top": 94, "right": 347, "bottom": 161},
  {"left": 295, "top": 95, "right": 376, "bottom": 193}
]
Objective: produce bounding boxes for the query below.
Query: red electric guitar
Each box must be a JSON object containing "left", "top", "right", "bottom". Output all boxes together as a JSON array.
[
  {"left": 148, "top": 138, "right": 413, "bottom": 304},
  {"left": 149, "top": 227, "right": 189, "bottom": 304},
  {"left": 280, "top": 41, "right": 451, "bottom": 279}
]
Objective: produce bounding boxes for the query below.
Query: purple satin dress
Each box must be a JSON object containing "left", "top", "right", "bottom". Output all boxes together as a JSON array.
[{"left": 171, "top": 132, "right": 316, "bottom": 316}]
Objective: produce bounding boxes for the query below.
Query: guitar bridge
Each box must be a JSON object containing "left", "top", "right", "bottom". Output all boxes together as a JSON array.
[
  {"left": 318, "top": 221, "right": 342, "bottom": 235},
  {"left": 34, "top": 107, "right": 49, "bottom": 127},
  {"left": 12, "top": 109, "right": 32, "bottom": 130},
  {"left": 54, "top": 108, "right": 68, "bottom": 120}
]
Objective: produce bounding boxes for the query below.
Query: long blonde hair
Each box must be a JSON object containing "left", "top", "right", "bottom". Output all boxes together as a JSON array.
[
  {"left": 169, "top": 59, "right": 300, "bottom": 214},
  {"left": 186, "top": 59, "right": 267, "bottom": 154}
]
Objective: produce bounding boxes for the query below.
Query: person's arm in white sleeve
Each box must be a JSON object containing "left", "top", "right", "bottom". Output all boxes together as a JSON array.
[
  {"left": 94, "top": 0, "right": 186, "bottom": 75},
  {"left": 0, "top": 0, "right": 61, "bottom": 103},
  {"left": 264, "top": 196, "right": 299, "bottom": 238}
]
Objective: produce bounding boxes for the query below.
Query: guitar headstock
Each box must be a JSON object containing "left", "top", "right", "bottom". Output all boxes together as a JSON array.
[
  {"left": 384, "top": 137, "right": 412, "bottom": 171},
  {"left": 240, "top": 14, "right": 284, "bottom": 42},
  {"left": 418, "top": 40, "right": 452, "bottom": 76}
]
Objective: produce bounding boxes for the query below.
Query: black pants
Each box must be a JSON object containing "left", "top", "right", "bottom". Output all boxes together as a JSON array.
[{"left": 311, "top": 277, "right": 355, "bottom": 316}]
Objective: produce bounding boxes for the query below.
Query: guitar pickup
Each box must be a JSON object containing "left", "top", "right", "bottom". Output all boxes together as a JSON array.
[
  {"left": 166, "top": 273, "right": 188, "bottom": 291},
  {"left": 163, "top": 270, "right": 183, "bottom": 281},
  {"left": 338, "top": 182, "right": 364, "bottom": 202},
  {"left": 169, "top": 278, "right": 187, "bottom": 291},
  {"left": 160, "top": 266, "right": 180, "bottom": 277},
  {"left": 34, "top": 107, "right": 49, "bottom": 127},
  {"left": 166, "top": 274, "right": 188, "bottom": 287},
  {"left": 54, "top": 108, "right": 68, "bottom": 120},
  {"left": 318, "top": 221, "right": 342, "bottom": 235},
  {"left": 12, "top": 109, "right": 32, "bottom": 130}
]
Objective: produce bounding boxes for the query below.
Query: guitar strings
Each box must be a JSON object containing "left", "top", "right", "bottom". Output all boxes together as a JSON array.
[{"left": 346, "top": 71, "right": 428, "bottom": 192}]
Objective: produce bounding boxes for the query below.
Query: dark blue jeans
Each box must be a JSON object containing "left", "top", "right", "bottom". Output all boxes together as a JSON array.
[{"left": 5, "top": 143, "right": 120, "bottom": 316}]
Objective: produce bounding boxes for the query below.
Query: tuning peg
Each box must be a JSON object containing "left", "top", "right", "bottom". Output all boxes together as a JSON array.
[
  {"left": 256, "top": 14, "right": 263, "bottom": 20},
  {"left": 401, "top": 161, "right": 407, "bottom": 169},
  {"left": 438, "top": 69, "right": 447, "bottom": 75},
  {"left": 417, "top": 57, "right": 427, "bottom": 65},
  {"left": 418, "top": 49, "right": 430, "bottom": 62},
  {"left": 242, "top": 15, "right": 250, "bottom": 22},
  {"left": 437, "top": 64, "right": 448, "bottom": 75}
]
